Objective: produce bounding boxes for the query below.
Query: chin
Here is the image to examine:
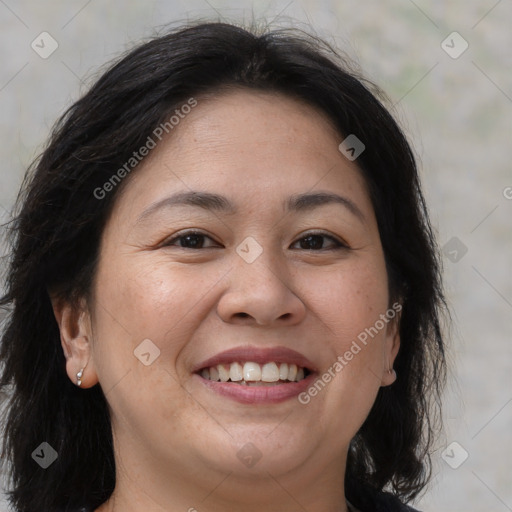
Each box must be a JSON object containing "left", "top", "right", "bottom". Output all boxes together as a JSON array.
[{"left": 205, "top": 429, "right": 315, "bottom": 477}]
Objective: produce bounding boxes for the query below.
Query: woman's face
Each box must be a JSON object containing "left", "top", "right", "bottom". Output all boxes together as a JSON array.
[{"left": 68, "top": 90, "right": 399, "bottom": 503}]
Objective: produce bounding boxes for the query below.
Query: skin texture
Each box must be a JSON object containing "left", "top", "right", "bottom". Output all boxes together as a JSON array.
[{"left": 52, "top": 90, "right": 400, "bottom": 512}]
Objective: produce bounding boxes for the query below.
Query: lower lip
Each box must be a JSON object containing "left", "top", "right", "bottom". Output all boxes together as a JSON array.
[{"left": 194, "top": 372, "right": 317, "bottom": 404}]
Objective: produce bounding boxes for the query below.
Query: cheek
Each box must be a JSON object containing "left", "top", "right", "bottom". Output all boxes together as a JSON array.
[
  {"left": 90, "top": 254, "right": 226, "bottom": 379},
  {"left": 90, "top": 256, "right": 216, "bottom": 432},
  {"left": 301, "top": 257, "right": 390, "bottom": 350},
  {"left": 302, "top": 258, "right": 389, "bottom": 387},
  {"left": 95, "top": 255, "right": 207, "bottom": 335},
  {"left": 291, "top": 257, "right": 391, "bottom": 449}
]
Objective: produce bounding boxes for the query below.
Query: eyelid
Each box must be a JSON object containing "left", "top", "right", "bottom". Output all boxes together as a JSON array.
[
  {"left": 161, "top": 229, "right": 349, "bottom": 250},
  {"left": 160, "top": 229, "right": 220, "bottom": 248},
  {"left": 290, "top": 230, "right": 349, "bottom": 250}
]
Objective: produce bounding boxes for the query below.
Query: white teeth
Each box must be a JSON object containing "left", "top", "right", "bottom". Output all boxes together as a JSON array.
[
  {"left": 217, "top": 364, "right": 229, "bottom": 382},
  {"left": 261, "top": 362, "right": 280, "bottom": 382},
  {"left": 229, "top": 362, "right": 243, "bottom": 381},
  {"left": 209, "top": 366, "right": 219, "bottom": 381},
  {"left": 243, "top": 362, "right": 261, "bottom": 381},
  {"left": 202, "top": 361, "right": 308, "bottom": 384}
]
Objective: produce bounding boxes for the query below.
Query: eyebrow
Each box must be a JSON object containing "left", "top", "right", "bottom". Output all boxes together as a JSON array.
[{"left": 136, "top": 190, "right": 366, "bottom": 224}]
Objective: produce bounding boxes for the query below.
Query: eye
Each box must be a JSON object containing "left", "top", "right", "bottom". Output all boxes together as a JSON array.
[
  {"left": 161, "top": 230, "right": 349, "bottom": 251},
  {"left": 161, "top": 230, "right": 220, "bottom": 249},
  {"left": 291, "top": 231, "right": 349, "bottom": 251}
]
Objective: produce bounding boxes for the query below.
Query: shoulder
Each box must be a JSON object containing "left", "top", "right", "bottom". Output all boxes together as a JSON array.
[{"left": 370, "top": 491, "right": 421, "bottom": 511}]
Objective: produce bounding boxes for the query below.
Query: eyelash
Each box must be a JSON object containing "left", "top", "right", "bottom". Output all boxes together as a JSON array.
[{"left": 161, "top": 230, "right": 349, "bottom": 251}]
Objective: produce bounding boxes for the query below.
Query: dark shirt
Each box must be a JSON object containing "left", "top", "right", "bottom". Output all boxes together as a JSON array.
[
  {"left": 77, "top": 491, "right": 420, "bottom": 512},
  {"left": 347, "top": 482, "right": 421, "bottom": 512},
  {"left": 76, "top": 478, "right": 419, "bottom": 512}
]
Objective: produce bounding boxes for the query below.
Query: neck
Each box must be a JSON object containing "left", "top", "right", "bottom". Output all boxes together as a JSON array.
[{"left": 95, "top": 445, "right": 349, "bottom": 512}]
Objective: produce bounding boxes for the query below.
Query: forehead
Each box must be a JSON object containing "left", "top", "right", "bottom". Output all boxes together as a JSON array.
[
  {"left": 168, "top": 89, "right": 343, "bottom": 161},
  {"left": 110, "top": 89, "right": 373, "bottom": 222}
]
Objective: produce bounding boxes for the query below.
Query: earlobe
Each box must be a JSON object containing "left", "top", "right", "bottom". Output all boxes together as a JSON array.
[
  {"left": 50, "top": 295, "right": 99, "bottom": 389},
  {"left": 382, "top": 367, "right": 397, "bottom": 386},
  {"left": 380, "top": 312, "right": 401, "bottom": 387}
]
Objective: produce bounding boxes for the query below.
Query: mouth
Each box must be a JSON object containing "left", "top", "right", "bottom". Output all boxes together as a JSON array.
[
  {"left": 192, "top": 346, "right": 317, "bottom": 404},
  {"left": 197, "top": 361, "right": 311, "bottom": 386}
]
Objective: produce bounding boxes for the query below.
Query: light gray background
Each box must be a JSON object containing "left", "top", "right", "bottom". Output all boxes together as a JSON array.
[{"left": 0, "top": 1, "right": 511, "bottom": 511}]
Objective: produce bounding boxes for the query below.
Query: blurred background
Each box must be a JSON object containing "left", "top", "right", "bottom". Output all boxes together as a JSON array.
[{"left": 0, "top": 1, "right": 511, "bottom": 511}]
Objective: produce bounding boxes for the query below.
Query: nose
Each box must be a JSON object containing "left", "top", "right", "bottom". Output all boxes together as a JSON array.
[{"left": 216, "top": 247, "right": 306, "bottom": 327}]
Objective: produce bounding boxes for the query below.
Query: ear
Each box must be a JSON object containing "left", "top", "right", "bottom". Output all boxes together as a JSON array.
[
  {"left": 380, "top": 304, "right": 402, "bottom": 387},
  {"left": 50, "top": 294, "right": 99, "bottom": 389}
]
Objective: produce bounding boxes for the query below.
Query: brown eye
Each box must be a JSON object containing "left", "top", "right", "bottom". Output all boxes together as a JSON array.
[
  {"left": 162, "top": 231, "right": 220, "bottom": 249},
  {"left": 292, "top": 232, "right": 348, "bottom": 251}
]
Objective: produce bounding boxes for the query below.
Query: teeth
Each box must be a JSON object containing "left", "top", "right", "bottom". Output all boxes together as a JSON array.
[
  {"left": 201, "top": 361, "right": 308, "bottom": 384},
  {"left": 288, "top": 364, "right": 297, "bottom": 381},
  {"left": 243, "top": 362, "right": 261, "bottom": 381},
  {"left": 229, "top": 362, "right": 243, "bottom": 381},
  {"left": 217, "top": 364, "right": 229, "bottom": 382},
  {"left": 261, "top": 362, "right": 279, "bottom": 382},
  {"left": 209, "top": 366, "right": 219, "bottom": 381}
]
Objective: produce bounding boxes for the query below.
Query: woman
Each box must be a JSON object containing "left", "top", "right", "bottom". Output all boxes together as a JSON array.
[{"left": 0, "top": 21, "right": 448, "bottom": 512}]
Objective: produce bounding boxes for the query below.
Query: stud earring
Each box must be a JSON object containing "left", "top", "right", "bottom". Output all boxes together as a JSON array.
[
  {"left": 76, "top": 368, "right": 84, "bottom": 387},
  {"left": 76, "top": 361, "right": 88, "bottom": 387}
]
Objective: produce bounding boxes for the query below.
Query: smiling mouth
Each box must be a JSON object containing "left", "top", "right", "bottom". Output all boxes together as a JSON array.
[{"left": 197, "top": 361, "right": 311, "bottom": 386}]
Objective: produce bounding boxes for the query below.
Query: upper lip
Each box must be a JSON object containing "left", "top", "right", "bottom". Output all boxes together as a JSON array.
[{"left": 192, "top": 345, "right": 318, "bottom": 373}]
